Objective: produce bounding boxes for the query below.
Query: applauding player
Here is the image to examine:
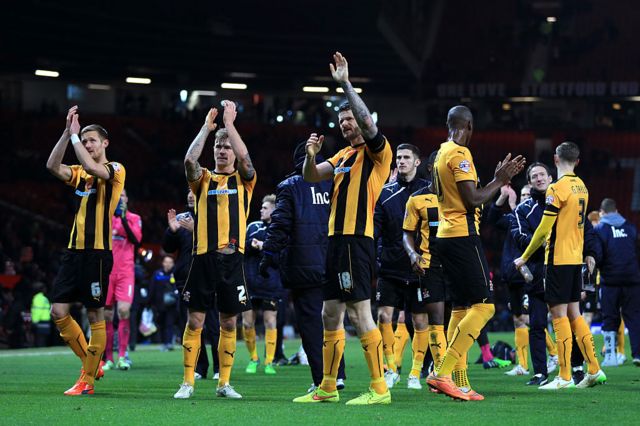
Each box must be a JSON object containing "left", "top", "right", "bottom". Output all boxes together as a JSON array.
[
  {"left": 174, "top": 101, "right": 256, "bottom": 400},
  {"left": 46, "top": 106, "right": 125, "bottom": 395}
]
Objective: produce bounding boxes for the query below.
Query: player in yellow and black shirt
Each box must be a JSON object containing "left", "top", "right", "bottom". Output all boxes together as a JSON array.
[
  {"left": 293, "top": 52, "right": 392, "bottom": 405},
  {"left": 515, "top": 142, "right": 606, "bottom": 390},
  {"left": 401, "top": 152, "right": 448, "bottom": 390},
  {"left": 46, "top": 105, "right": 125, "bottom": 396},
  {"left": 426, "top": 105, "right": 525, "bottom": 401},
  {"left": 174, "top": 101, "right": 256, "bottom": 401}
]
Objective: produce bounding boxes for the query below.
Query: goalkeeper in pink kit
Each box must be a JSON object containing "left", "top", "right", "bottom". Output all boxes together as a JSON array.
[{"left": 103, "top": 189, "right": 142, "bottom": 370}]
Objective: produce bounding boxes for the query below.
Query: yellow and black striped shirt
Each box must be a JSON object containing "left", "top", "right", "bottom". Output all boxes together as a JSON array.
[
  {"left": 66, "top": 162, "right": 126, "bottom": 250},
  {"left": 189, "top": 169, "right": 257, "bottom": 255},
  {"left": 326, "top": 134, "right": 392, "bottom": 238},
  {"left": 433, "top": 141, "right": 482, "bottom": 238},
  {"left": 402, "top": 186, "right": 441, "bottom": 268},
  {"left": 544, "top": 174, "right": 588, "bottom": 265}
]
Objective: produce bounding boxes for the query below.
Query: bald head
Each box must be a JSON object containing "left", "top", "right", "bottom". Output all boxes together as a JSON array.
[{"left": 447, "top": 105, "right": 473, "bottom": 130}]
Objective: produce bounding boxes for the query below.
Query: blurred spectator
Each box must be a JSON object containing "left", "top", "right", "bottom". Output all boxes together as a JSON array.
[
  {"left": 30, "top": 281, "right": 51, "bottom": 347},
  {"left": 150, "top": 255, "right": 178, "bottom": 351}
]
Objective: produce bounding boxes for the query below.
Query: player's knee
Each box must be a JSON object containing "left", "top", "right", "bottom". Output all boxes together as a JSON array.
[
  {"left": 50, "top": 305, "right": 68, "bottom": 321},
  {"left": 187, "top": 315, "right": 204, "bottom": 330},
  {"left": 514, "top": 316, "right": 527, "bottom": 328},
  {"left": 219, "top": 316, "right": 236, "bottom": 332},
  {"left": 117, "top": 307, "right": 130, "bottom": 319},
  {"left": 378, "top": 310, "right": 392, "bottom": 324},
  {"left": 412, "top": 315, "right": 428, "bottom": 330}
]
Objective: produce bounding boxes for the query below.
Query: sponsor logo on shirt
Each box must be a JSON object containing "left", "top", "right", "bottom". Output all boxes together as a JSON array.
[
  {"left": 208, "top": 189, "right": 238, "bottom": 195},
  {"left": 334, "top": 166, "right": 351, "bottom": 175},
  {"left": 75, "top": 188, "right": 97, "bottom": 197},
  {"left": 545, "top": 195, "right": 555, "bottom": 205}
]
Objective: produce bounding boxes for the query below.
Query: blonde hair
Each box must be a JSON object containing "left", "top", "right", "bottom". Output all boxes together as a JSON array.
[{"left": 263, "top": 194, "right": 276, "bottom": 205}]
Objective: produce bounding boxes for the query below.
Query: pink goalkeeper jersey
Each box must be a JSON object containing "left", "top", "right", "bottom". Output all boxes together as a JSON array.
[{"left": 111, "top": 211, "right": 142, "bottom": 273}]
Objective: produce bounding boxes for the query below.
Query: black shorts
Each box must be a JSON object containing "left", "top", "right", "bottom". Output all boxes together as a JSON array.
[
  {"left": 507, "top": 282, "right": 528, "bottom": 316},
  {"left": 376, "top": 268, "right": 447, "bottom": 314},
  {"left": 182, "top": 252, "right": 252, "bottom": 315},
  {"left": 438, "top": 236, "right": 493, "bottom": 305},
  {"left": 250, "top": 296, "right": 279, "bottom": 311},
  {"left": 544, "top": 264, "right": 582, "bottom": 304},
  {"left": 376, "top": 277, "right": 410, "bottom": 310},
  {"left": 324, "top": 236, "right": 374, "bottom": 303},
  {"left": 51, "top": 249, "right": 113, "bottom": 309}
]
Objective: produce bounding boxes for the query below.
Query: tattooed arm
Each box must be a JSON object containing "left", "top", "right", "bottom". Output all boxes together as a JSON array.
[
  {"left": 184, "top": 108, "right": 218, "bottom": 182},
  {"left": 222, "top": 100, "right": 255, "bottom": 181},
  {"left": 330, "top": 51, "right": 378, "bottom": 140}
]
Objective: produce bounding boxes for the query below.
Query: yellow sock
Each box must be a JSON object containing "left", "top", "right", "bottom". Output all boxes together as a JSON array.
[
  {"left": 428, "top": 325, "right": 447, "bottom": 369},
  {"left": 265, "top": 328, "right": 277, "bottom": 365},
  {"left": 55, "top": 315, "right": 88, "bottom": 362},
  {"left": 617, "top": 320, "right": 625, "bottom": 355},
  {"left": 545, "top": 328, "right": 558, "bottom": 356},
  {"left": 243, "top": 326, "right": 259, "bottom": 361},
  {"left": 84, "top": 321, "right": 106, "bottom": 386},
  {"left": 437, "top": 303, "right": 494, "bottom": 376},
  {"left": 410, "top": 329, "right": 429, "bottom": 377},
  {"left": 319, "top": 329, "right": 345, "bottom": 393},
  {"left": 182, "top": 326, "right": 202, "bottom": 386},
  {"left": 393, "top": 323, "right": 410, "bottom": 368},
  {"left": 552, "top": 317, "right": 572, "bottom": 381},
  {"left": 360, "top": 328, "right": 388, "bottom": 395},
  {"left": 453, "top": 368, "right": 470, "bottom": 389},
  {"left": 378, "top": 322, "right": 397, "bottom": 372},
  {"left": 515, "top": 327, "right": 529, "bottom": 370},
  {"left": 570, "top": 316, "right": 600, "bottom": 375},
  {"left": 218, "top": 328, "right": 237, "bottom": 386},
  {"left": 445, "top": 308, "right": 467, "bottom": 371}
]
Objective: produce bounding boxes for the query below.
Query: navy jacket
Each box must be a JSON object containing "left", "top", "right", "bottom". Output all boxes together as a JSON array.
[
  {"left": 487, "top": 202, "right": 524, "bottom": 286},
  {"left": 512, "top": 188, "right": 598, "bottom": 293},
  {"left": 245, "top": 220, "right": 283, "bottom": 297},
  {"left": 161, "top": 215, "right": 193, "bottom": 288},
  {"left": 262, "top": 173, "right": 332, "bottom": 289},
  {"left": 374, "top": 177, "right": 429, "bottom": 282},
  {"left": 593, "top": 213, "right": 640, "bottom": 286}
]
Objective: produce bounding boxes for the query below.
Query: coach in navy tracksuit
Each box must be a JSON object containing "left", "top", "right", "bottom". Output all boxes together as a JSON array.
[
  {"left": 592, "top": 198, "right": 640, "bottom": 366},
  {"left": 260, "top": 141, "right": 346, "bottom": 390},
  {"left": 512, "top": 163, "right": 555, "bottom": 385}
]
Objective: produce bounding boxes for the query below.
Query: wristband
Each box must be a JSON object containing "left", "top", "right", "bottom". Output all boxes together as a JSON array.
[{"left": 70, "top": 134, "right": 81, "bottom": 145}]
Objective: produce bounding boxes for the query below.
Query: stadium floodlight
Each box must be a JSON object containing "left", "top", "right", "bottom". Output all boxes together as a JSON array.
[
  {"left": 612, "top": 103, "right": 622, "bottom": 110},
  {"left": 328, "top": 122, "right": 336, "bottom": 128},
  {"left": 221, "top": 83, "right": 247, "bottom": 90},
  {"left": 546, "top": 16, "right": 557, "bottom": 23},
  {"left": 88, "top": 84, "right": 111, "bottom": 90},
  {"left": 509, "top": 96, "right": 542, "bottom": 102},
  {"left": 303, "top": 86, "right": 330, "bottom": 93},
  {"left": 336, "top": 87, "right": 363, "bottom": 93},
  {"left": 502, "top": 103, "right": 512, "bottom": 111},
  {"left": 193, "top": 90, "right": 218, "bottom": 97},
  {"left": 126, "top": 77, "right": 151, "bottom": 84},
  {"left": 276, "top": 115, "right": 284, "bottom": 122},
  {"left": 35, "top": 69, "right": 59, "bottom": 78}
]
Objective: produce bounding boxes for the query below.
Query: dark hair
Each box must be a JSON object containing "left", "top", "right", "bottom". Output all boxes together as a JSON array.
[
  {"left": 81, "top": 124, "right": 109, "bottom": 140},
  {"left": 338, "top": 101, "right": 351, "bottom": 112},
  {"left": 397, "top": 143, "right": 420, "bottom": 159},
  {"left": 556, "top": 141, "right": 580, "bottom": 163},
  {"left": 600, "top": 198, "right": 617, "bottom": 213},
  {"left": 526, "top": 162, "right": 553, "bottom": 182}
]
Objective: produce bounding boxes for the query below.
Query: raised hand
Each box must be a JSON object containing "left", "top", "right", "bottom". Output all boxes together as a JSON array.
[
  {"left": 330, "top": 51, "right": 349, "bottom": 83},
  {"left": 204, "top": 108, "right": 218, "bottom": 132},
  {"left": 167, "top": 209, "right": 180, "bottom": 232},
  {"left": 70, "top": 113, "right": 81, "bottom": 135},
  {"left": 222, "top": 100, "right": 237, "bottom": 125},
  {"left": 66, "top": 105, "right": 78, "bottom": 130},
  {"left": 178, "top": 215, "right": 194, "bottom": 232},
  {"left": 495, "top": 154, "right": 526, "bottom": 184},
  {"left": 305, "top": 133, "right": 324, "bottom": 157}
]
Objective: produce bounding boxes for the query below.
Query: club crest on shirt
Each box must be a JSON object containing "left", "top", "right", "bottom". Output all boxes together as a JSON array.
[
  {"left": 459, "top": 160, "right": 471, "bottom": 173},
  {"left": 546, "top": 195, "right": 555, "bottom": 205}
]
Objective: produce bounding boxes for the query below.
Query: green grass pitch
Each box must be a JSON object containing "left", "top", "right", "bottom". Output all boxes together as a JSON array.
[{"left": 0, "top": 332, "right": 637, "bottom": 425}]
